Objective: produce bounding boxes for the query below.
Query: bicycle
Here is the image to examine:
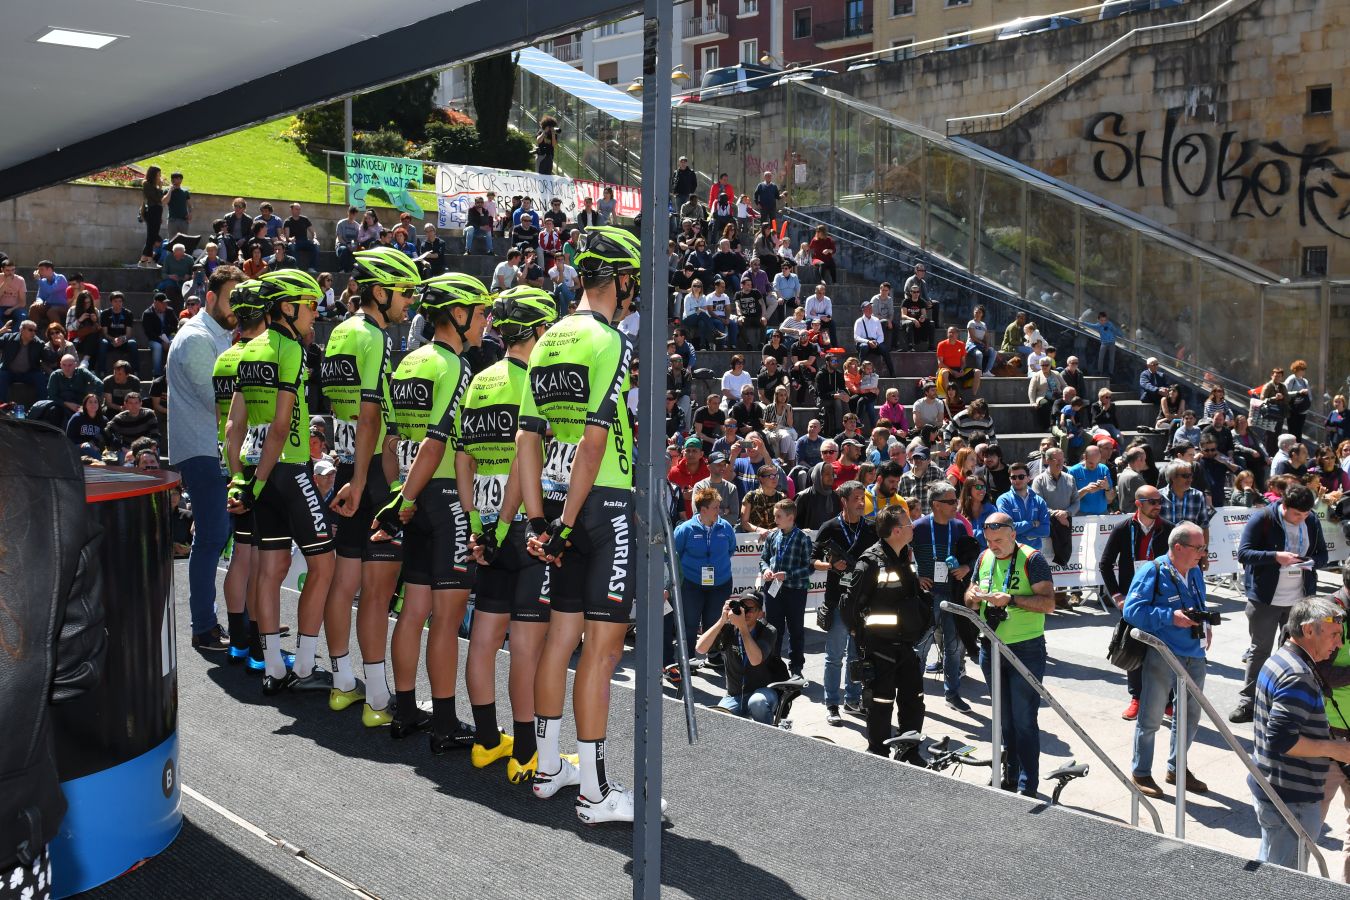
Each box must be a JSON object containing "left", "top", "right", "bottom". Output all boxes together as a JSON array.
[{"left": 884, "top": 731, "right": 1089, "bottom": 805}]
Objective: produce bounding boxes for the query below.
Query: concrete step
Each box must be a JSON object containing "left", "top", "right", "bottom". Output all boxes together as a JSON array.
[
  {"left": 995, "top": 430, "right": 1166, "bottom": 464},
  {"left": 694, "top": 349, "right": 941, "bottom": 380}
]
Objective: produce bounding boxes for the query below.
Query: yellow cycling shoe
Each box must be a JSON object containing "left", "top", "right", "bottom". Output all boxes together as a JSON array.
[
  {"left": 328, "top": 679, "right": 366, "bottom": 712},
  {"left": 507, "top": 753, "right": 537, "bottom": 785},
  {"left": 361, "top": 702, "right": 393, "bottom": 728},
  {"left": 471, "top": 733, "right": 515, "bottom": 769}
]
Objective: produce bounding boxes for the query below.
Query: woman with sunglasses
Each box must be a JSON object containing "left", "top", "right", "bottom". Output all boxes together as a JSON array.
[{"left": 958, "top": 478, "right": 996, "bottom": 549}]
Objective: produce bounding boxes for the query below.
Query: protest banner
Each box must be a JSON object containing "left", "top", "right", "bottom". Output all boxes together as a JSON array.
[
  {"left": 345, "top": 154, "right": 424, "bottom": 217},
  {"left": 434, "top": 163, "right": 642, "bottom": 230},
  {"left": 573, "top": 180, "right": 643, "bottom": 218}
]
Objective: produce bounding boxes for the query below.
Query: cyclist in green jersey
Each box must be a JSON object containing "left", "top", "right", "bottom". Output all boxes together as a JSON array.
[
  {"left": 225, "top": 269, "right": 335, "bottom": 696},
  {"left": 320, "top": 246, "right": 420, "bottom": 725},
  {"left": 211, "top": 279, "right": 275, "bottom": 668},
  {"left": 370, "top": 273, "right": 488, "bottom": 747},
  {"left": 458, "top": 286, "right": 559, "bottom": 782},
  {"left": 517, "top": 226, "right": 665, "bottom": 823}
]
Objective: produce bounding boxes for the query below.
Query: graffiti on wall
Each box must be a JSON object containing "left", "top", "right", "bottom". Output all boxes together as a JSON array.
[{"left": 1084, "top": 108, "right": 1350, "bottom": 238}]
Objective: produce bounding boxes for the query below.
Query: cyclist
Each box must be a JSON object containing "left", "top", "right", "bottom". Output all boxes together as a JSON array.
[
  {"left": 225, "top": 269, "right": 335, "bottom": 695},
  {"left": 211, "top": 279, "right": 280, "bottom": 669},
  {"left": 372, "top": 273, "right": 488, "bottom": 748},
  {"left": 517, "top": 226, "right": 665, "bottom": 823},
  {"left": 320, "top": 246, "right": 420, "bottom": 724},
  {"left": 460, "top": 286, "right": 559, "bottom": 782}
]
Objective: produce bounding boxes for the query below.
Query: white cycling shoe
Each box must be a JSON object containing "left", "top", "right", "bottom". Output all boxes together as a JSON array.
[
  {"left": 575, "top": 783, "right": 668, "bottom": 825},
  {"left": 531, "top": 754, "right": 581, "bottom": 799}
]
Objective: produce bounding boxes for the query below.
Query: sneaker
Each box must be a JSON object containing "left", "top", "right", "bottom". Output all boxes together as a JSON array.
[
  {"left": 328, "top": 679, "right": 366, "bottom": 711},
  {"left": 191, "top": 625, "right": 230, "bottom": 652},
  {"left": 576, "top": 783, "right": 667, "bottom": 825},
  {"left": 1228, "top": 701, "right": 1254, "bottom": 724},
  {"left": 1241, "top": 646, "right": 1253, "bottom": 663},
  {"left": 842, "top": 700, "right": 866, "bottom": 718},
  {"left": 429, "top": 719, "right": 475, "bottom": 754},
  {"left": 471, "top": 732, "right": 515, "bottom": 768},
  {"left": 390, "top": 701, "right": 433, "bottom": 739},
  {"left": 292, "top": 666, "right": 333, "bottom": 691},
  {"left": 507, "top": 753, "right": 538, "bottom": 785},
  {"left": 361, "top": 702, "right": 394, "bottom": 728},
  {"left": 1121, "top": 698, "right": 1139, "bottom": 721},
  {"left": 826, "top": 706, "right": 843, "bottom": 726},
  {"left": 944, "top": 692, "right": 972, "bottom": 713},
  {"left": 663, "top": 663, "right": 682, "bottom": 685},
  {"left": 532, "top": 754, "right": 582, "bottom": 799},
  {"left": 1162, "top": 702, "right": 1175, "bottom": 729},
  {"left": 228, "top": 645, "right": 251, "bottom": 665},
  {"left": 925, "top": 660, "right": 941, "bottom": 674},
  {"left": 262, "top": 670, "right": 298, "bottom": 696}
]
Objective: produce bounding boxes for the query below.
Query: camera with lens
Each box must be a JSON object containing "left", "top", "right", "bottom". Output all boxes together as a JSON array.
[
  {"left": 848, "top": 657, "right": 875, "bottom": 683},
  {"left": 728, "top": 599, "right": 744, "bottom": 616},
  {"left": 983, "top": 602, "right": 1009, "bottom": 629},
  {"left": 1182, "top": 607, "right": 1221, "bottom": 639}
]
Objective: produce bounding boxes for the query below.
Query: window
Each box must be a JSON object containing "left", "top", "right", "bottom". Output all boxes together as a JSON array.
[
  {"left": 597, "top": 62, "right": 619, "bottom": 85},
  {"left": 793, "top": 7, "right": 812, "bottom": 38},
  {"left": 702, "top": 47, "right": 719, "bottom": 71},
  {"left": 944, "top": 0, "right": 970, "bottom": 6},
  {"left": 890, "top": 37, "right": 914, "bottom": 60},
  {"left": 1309, "top": 85, "right": 1333, "bottom": 116},
  {"left": 845, "top": 0, "right": 865, "bottom": 33},
  {"left": 740, "top": 39, "right": 759, "bottom": 64},
  {"left": 945, "top": 29, "right": 967, "bottom": 47},
  {"left": 597, "top": 21, "right": 620, "bottom": 37},
  {"left": 1303, "top": 246, "right": 1329, "bottom": 278},
  {"left": 892, "top": 0, "right": 914, "bottom": 15},
  {"left": 738, "top": 0, "right": 759, "bottom": 16}
]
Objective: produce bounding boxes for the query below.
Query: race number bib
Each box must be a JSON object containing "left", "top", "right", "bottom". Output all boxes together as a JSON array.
[
  {"left": 333, "top": 420, "right": 357, "bottom": 463},
  {"left": 473, "top": 473, "right": 508, "bottom": 521},
  {"left": 395, "top": 439, "right": 419, "bottom": 482},
  {"left": 242, "top": 424, "right": 269, "bottom": 465},
  {"left": 541, "top": 440, "right": 579, "bottom": 487}
]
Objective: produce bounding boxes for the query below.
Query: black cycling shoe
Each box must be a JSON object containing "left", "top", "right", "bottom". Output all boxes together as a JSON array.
[
  {"left": 262, "top": 670, "right": 299, "bottom": 696},
  {"left": 429, "top": 719, "right": 476, "bottom": 754},
  {"left": 390, "top": 708, "right": 432, "bottom": 740}
]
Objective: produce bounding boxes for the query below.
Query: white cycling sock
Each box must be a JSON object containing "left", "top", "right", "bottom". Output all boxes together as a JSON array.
[
  {"left": 537, "top": 715, "right": 562, "bottom": 774},
  {"left": 578, "top": 737, "right": 609, "bottom": 801},
  {"left": 364, "top": 661, "right": 390, "bottom": 710},
  {"left": 331, "top": 653, "right": 356, "bottom": 692},
  {"left": 261, "top": 632, "right": 285, "bottom": 679},
  {"left": 294, "top": 634, "right": 318, "bottom": 678}
]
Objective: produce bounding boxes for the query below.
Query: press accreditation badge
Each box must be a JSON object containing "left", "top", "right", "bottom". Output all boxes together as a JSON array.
[
  {"left": 933, "top": 561, "right": 949, "bottom": 584},
  {"left": 701, "top": 566, "right": 715, "bottom": 586}
]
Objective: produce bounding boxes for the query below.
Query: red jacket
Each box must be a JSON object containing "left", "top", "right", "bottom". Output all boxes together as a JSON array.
[{"left": 708, "top": 181, "right": 736, "bottom": 209}]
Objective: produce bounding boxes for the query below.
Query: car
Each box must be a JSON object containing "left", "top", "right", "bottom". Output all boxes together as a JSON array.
[
  {"left": 995, "top": 15, "right": 1082, "bottom": 39},
  {"left": 1099, "top": 0, "right": 1185, "bottom": 19},
  {"left": 696, "top": 63, "right": 781, "bottom": 99}
]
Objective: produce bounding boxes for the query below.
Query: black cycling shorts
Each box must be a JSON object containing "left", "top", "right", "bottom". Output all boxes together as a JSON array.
[
  {"left": 334, "top": 455, "right": 402, "bottom": 563},
  {"left": 401, "top": 479, "right": 474, "bottom": 591},
  {"left": 231, "top": 465, "right": 257, "bottom": 546},
  {"left": 546, "top": 486, "right": 634, "bottom": 623},
  {"left": 474, "top": 519, "right": 551, "bottom": 622},
  {"left": 253, "top": 462, "right": 334, "bottom": 556}
]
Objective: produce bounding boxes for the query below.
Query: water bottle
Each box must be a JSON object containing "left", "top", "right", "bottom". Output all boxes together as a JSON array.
[{"left": 12, "top": 405, "right": 24, "bottom": 420}]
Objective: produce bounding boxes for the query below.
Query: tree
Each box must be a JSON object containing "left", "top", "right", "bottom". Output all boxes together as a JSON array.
[
  {"left": 295, "top": 74, "right": 439, "bottom": 148},
  {"left": 471, "top": 53, "right": 518, "bottom": 152}
]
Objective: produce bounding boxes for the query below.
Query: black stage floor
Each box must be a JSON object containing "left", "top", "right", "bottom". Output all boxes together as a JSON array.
[{"left": 80, "top": 569, "right": 1350, "bottom": 899}]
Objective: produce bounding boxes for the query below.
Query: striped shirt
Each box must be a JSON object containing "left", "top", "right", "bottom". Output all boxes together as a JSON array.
[{"left": 1252, "top": 643, "right": 1330, "bottom": 804}]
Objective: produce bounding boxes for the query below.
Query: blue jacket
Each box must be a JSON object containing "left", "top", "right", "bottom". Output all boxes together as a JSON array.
[
  {"left": 1138, "top": 367, "right": 1169, "bottom": 403},
  {"left": 996, "top": 489, "right": 1050, "bottom": 550},
  {"left": 1123, "top": 558, "right": 1208, "bottom": 658},
  {"left": 1237, "top": 503, "right": 1327, "bottom": 604},
  {"left": 673, "top": 516, "right": 737, "bottom": 586}
]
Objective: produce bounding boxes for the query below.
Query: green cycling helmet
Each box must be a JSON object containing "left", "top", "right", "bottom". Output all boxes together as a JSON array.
[
  {"left": 572, "top": 225, "right": 641, "bottom": 278},
  {"left": 352, "top": 246, "right": 422, "bottom": 289},
  {"left": 257, "top": 269, "right": 322, "bottom": 307},
  {"left": 420, "top": 272, "right": 491, "bottom": 311},
  {"left": 492, "top": 286, "right": 558, "bottom": 341},
  {"left": 229, "top": 279, "right": 268, "bottom": 320}
]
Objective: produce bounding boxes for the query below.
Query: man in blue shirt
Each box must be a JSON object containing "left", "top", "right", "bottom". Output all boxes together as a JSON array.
[
  {"left": 1123, "top": 521, "right": 1213, "bottom": 798},
  {"left": 1067, "top": 444, "right": 1115, "bottom": 516},
  {"left": 1089, "top": 310, "right": 1120, "bottom": 376},
  {"left": 996, "top": 461, "right": 1050, "bottom": 550},
  {"left": 253, "top": 202, "right": 284, "bottom": 239},
  {"left": 31, "top": 260, "right": 68, "bottom": 328},
  {"left": 912, "top": 481, "right": 978, "bottom": 712}
]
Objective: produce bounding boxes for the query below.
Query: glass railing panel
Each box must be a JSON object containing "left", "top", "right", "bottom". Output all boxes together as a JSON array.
[
  {"left": 1135, "top": 236, "right": 1198, "bottom": 371},
  {"left": 924, "top": 142, "right": 972, "bottom": 267},
  {"left": 1081, "top": 211, "right": 1136, "bottom": 339},
  {"left": 879, "top": 124, "right": 924, "bottom": 242},
  {"left": 1330, "top": 285, "right": 1350, "bottom": 404},
  {"left": 1260, "top": 284, "right": 1325, "bottom": 402},
  {"left": 1194, "top": 269, "right": 1261, "bottom": 389},
  {"left": 835, "top": 100, "right": 878, "bottom": 220},
  {"left": 974, "top": 165, "right": 1025, "bottom": 296},
  {"left": 1025, "top": 188, "right": 1077, "bottom": 321}
]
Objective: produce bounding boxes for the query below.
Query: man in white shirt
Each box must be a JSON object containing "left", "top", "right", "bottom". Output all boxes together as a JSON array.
[
  {"left": 706, "top": 277, "right": 735, "bottom": 349},
  {"left": 804, "top": 282, "right": 834, "bottom": 344},
  {"left": 492, "top": 249, "right": 520, "bottom": 292},
  {"left": 852, "top": 300, "right": 894, "bottom": 376},
  {"left": 547, "top": 251, "right": 578, "bottom": 306}
]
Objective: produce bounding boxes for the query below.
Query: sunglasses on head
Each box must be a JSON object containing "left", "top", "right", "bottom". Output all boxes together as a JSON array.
[{"left": 984, "top": 521, "right": 1011, "bottom": 531}]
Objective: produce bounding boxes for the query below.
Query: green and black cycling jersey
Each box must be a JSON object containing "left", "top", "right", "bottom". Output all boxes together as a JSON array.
[
  {"left": 212, "top": 340, "right": 246, "bottom": 468},
  {"left": 321, "top": 313, "right": 393, "bottom": 461},
  {"left": 235, "top": 325, "right": 310, "bottom": 467},
  {"left": 519, "top": 310, "right": 634, "bottom": 492},
  {"left": 457, "top": 356, "right": 530, "bottom": 523},
  {"left": 387, "top": 340, "right": 471, "bottom": 482}
]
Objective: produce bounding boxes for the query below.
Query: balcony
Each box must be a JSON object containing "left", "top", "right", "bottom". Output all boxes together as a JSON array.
[
  {"left": 550, "top": 40, "right": 583, "bottom": 64},
  {"left": 814, "top": 17, "right": 873, "bottom": 49},
  {"left": 683, "top": 13, "right": 729, "bottom": 42},
  {"left": 737, "top": 0, "right": 759, "bottom": 17}
]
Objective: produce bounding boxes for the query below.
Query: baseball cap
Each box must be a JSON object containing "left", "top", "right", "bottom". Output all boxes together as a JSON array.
[
  {"left": 910, "top": 446, "right": 930, "bottom": 460},
  {"left": 841, "top": 438, "right": 863, "bottom": 449},
  {"left": 708, "top": 452, "right": 727, "bottom": 464},
  {"left": 313, "top": 458, "right": 336, "bottom": 477},
  {"left": 683, "top": 437, "right": 703, "bottom": 449}
]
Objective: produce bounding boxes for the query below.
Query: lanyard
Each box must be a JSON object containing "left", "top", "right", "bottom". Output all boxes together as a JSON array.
[
  {"left": 837, "top": 515, "right": 860, "bottom": 549},
  {"left": 984, "top": 548, "right": 1019, "bottom": 593},
  {"left": 931, "top": 518, "right": 952, "bottom": 561},
  {"left": 1131, "top": 517, "right": 1157, "bottom": 561},
  {"left": 1279, "top": 505, "right": 1306, "bottom": 557},
  {"left": 1159, "top": 560, "right": 1202, "bottom": 610},
  {"left": 775, "top": 528, "right": 797, "bottom": 571}
]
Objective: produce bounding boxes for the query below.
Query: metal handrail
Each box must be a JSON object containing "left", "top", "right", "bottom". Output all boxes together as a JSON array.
[
  {"left": 940, "top": 601, "right": 1166, "bottom": 833},
  {"left": 1129, "top": 627, "right": 1330, "bottom": 877},
  {"left": 662, "top": 513, "right": 700, "bottom": 743}
]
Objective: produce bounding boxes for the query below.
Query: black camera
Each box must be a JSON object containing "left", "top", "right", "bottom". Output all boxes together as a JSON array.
[
  {"left": 728, "top": 599, "right": 744, "bottom": 616},
  {"left": 849, "top": 657, "right": 875, "bottom": 683},
  {"left": 984, "top": 602, "right": 1009, "bottom": 629},
  {"left": 1182, "top": 607, "right": 1221, "bottom": 639}
]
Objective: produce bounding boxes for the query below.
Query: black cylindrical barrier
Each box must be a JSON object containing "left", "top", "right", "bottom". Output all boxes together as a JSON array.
[{"left": 49, "top": 468, "right": 181, "bottom": 897}]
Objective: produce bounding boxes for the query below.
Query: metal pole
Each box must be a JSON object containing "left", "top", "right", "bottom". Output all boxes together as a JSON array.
[
  {"left": 990, "top": 625, "right": 1003, "bottom": 783},
  {"left": 662, "top": 515, "right": 700, "bottom": 743},
  {"left": 633, "top": 0, "right": 673, "bottom": 893},
  {"left": 344, "top": 97, "right": 353, "bottom": 153},
  {"left": 1174, "top": 667, "right": 1187, "bottom": 839}
]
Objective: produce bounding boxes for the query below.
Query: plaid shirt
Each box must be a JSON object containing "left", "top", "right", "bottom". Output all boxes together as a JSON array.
[
  {"left": 1160, "top": 485, "right": 1213, "bottom": 528},
  {"left": 759, "top": 526, "right": 815, "bottom": 589},
  {"left": 899, "top": 465, "right": 943, "bottom": 515}
]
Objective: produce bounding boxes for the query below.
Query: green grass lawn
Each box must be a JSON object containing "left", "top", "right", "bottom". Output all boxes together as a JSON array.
[{"left": 130, "top": 116, "right": 347, "bottom": 205}]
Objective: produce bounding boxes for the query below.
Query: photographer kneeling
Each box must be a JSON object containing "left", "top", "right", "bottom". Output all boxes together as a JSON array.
[
  {"left": 695, "top": 590, "right": 784, "bottom": 724},
  {"left": 841, "top": 505, "right": 931, "bottom": 758}
]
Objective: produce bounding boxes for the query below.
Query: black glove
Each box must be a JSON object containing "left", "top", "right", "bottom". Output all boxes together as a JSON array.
[
  {"left": 373, "top": 490, "right": 414, "bottom": 538},
  {"left": 541, "top": 517, "right": 573, "bottom": 559},
  {"left": 477, "top": 520, "right": 505, "bottom": 565},
  {"left": 228, "top": 473, "right": 262, "bottom": 513}
]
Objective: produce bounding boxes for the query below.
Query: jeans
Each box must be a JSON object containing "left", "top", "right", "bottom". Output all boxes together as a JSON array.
[
  {"left": 718, "top": 317, "right": 739, "bottom": 349},
  {"left": 150, "top": 339, "right": 170, "bottom": 378},
  {"left": 1321, "top": 752, "right": 1350, "bottom": 881},
  {"left": 105, "top": 339, "right": 140, "bottom": 376},
  {"left": 1254, "top": 794, "right": 1323, "bottom": 871},
  {"left": 980, "top": 635, "right": 1046, "bottom": 794},
  {"left": 683, "top": 310, "right": 718, "bottom": 349},
  {"left": 288, "top": 239, "right": 321, "bottom": 270},
  {"left": 823, "top": 607, "right": 861, "bottom": 707},
  {"left": 0, "top": 305, "right": 27, "bottom": 329},
  {"left": 718, "top": 687, "right": 780, "bottom": 724},
  {"left": 0, "top": 368, "right": 45, "bottom": 402},
  {"left": 857, "top": 342, "right": 895, "bottom": 376},
  {"left": 336, "top": 244, "right": 356, "bottom": 272},
  {"left": 464, "top": 225, "right": 494, "bottom": 255},
  {"left": 917, "top": 588, "right": 965, "bottom": 696},
  {"left": 765, "top": 585, "right": 808, "bottom": 675},
  {"left": 1132, "top": 646, "right": 1205, "bottom": 777},
  {"left": 1096, "top": 342, "right": 1116, "bottom": 377},
  {"left": 974, "top": 344, "right": 998, "bottom": 374},
  {"left": 1241, "top": 601, "right": 1291, "bottom": 701},
  {"left": 178, "top": 455, "right": 229, "bottom": 636},
  {"left": 680, "top": 577, "right": 733, "bottom": 656}
]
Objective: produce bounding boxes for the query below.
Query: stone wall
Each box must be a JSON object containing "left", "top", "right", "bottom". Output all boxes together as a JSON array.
[{"left": 0, "top": 183, "right": 355, "bottom": 268}]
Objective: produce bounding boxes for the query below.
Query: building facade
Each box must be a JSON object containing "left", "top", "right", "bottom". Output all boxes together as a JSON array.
[{"left": 873, "top": 0, "right": 1113, "bottom": 57}]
